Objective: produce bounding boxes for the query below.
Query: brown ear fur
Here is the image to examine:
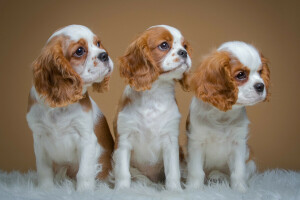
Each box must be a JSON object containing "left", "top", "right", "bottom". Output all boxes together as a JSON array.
[
  {"left": 178, "top": 71, "right": 191, "bottom": 92},
  {"left": 33, "top": 37, "right": 83, "bottom": 107},
  {"left": 260, "top": 53, "right": 271, "bottom": 101},
  {"left": 92, "top": 76, "right": 110, "bottom": 93},
  {"left": 119, "top": 36, "right": 160, "bottom": 91},
  {"left": 190, "top": 51, "right": 238, "bottom": 111}
]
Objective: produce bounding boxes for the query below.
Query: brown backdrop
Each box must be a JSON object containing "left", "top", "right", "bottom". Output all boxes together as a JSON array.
[{"left": 0, "top": 0, "right": 299, "bottom": 172}]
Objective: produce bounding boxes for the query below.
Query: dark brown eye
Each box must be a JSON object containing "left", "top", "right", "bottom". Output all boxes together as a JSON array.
[
  {"left": 236, "top": 71, "right": 247, "bottom": 80},
  {"left": 97, "top": 41, "right": 100, "bottom": 47},
  {"left": 74, "top": 47, "right": 86, "bottom": 57},
  {"left": 258, "top": 69, "right": 263, "bottom": 75},
  {"left": 158, "top": 42, "right": 170, "bottom": 51},
  {"left": 183, "top": 44, "right": 187, "bottom": 49}
]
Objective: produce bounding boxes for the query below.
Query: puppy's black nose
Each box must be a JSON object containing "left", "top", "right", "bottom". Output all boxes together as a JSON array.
[
  {"left": 177, "top": 49, "right": 187, "bottom": 58},
  {"left": 254, "top": 83, "right": 264, "bottom": 93},
  {"left": 98, "top": 52, "right": 109, "bottom": 62}
]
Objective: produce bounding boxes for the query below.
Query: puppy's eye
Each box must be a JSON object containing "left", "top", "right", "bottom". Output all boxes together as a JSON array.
[
  {"left": 97, "top": 41, "right": 100, "bottom": 47},
  {"left": 258, "top": 69, "right": 263, "bottom": 75},
  {"left": 236, "top": 71, "right": 247, "bottom": 80},
  {"left": 158, "top": 42, "right": 170, "bottom": 51},
  {"left": 74, "top": 47, "right": 86, "bottom": 57},
  {"left": 183, "top": 44, "right": 187, "bottom": 49}
]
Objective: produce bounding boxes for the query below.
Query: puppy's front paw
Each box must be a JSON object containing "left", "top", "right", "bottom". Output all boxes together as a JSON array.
[
  {"left": 166, "top": 180, "right": 182, "bottom": 191},
  {"left": 76, "top": 178, "right": 95, "bottom": 192},
  {"left": 115, "top": 178, "right": 131, "bottom": 190},
  {"left": 231, "top": 179, "right": 248, "bottom": 193},
  {"left": 38, "top": 179, "right": 54, "bottom": 189},
  {"left": 186, "top": 178, "right": 204, "bottom": 190},
  {"left": 186, "top": 173, "right": 205, "bottom": 190}
]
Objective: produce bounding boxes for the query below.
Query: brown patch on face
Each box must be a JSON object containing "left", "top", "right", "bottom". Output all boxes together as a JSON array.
[
  {"left": 27, "top": 92, "right": 37, "bottom": 112},
  {"left": 67, "top": 38, "right": 88, "bottom": 68},
  {"left": 94, "top": 115, "right": 114, "bottom": 180},
  {"left": 173, "top": 57, "right": 180, "bottom": 62},
  {"left": 189, "top": 50, "right": 238, "bottom": 111},
  {"left": 93, "top": 60, "right": 98, "bottom": 67},
  {"left": 182, "top": 39, "right": 192, "bottom": 58},
  {"left": 260, "top": 53, "right": 271, "bottom": 101},
  {"left": 118, "top": 27, "right": 173, "bottom": 91},
  {"left": 113, "top": 95, "right": 132, "bottom": 150},
  {"left": 230, "top": 59, "right": 250, "bottom": 86},
  {"left": 94, "top": 35, "right": 108, "bottom": 53},
  {"left": 78, "top": 92, "right": 92, "bottom": 112},
  {"left": 32, "top": 35, "right": 83, "bottom": 107}
]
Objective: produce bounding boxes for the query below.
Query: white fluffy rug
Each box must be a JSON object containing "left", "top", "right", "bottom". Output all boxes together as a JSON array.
[{"left": 0, "top": 170, "right": 299, "bottom": 200}]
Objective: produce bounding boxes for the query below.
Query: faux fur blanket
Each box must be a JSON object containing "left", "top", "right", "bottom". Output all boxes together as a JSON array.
[{"left": 0, "top": 170, "right": 299, "bottom": 200}]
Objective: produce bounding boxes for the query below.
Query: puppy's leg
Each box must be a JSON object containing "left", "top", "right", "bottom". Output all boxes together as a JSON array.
[
  {"left": 113, "top": 138, "right": 131, "bottom": 189},
  {"left": 76, "top": 134, "right": 100, "bottom": 191},
  {"left": 186, "top": 139, "right": 205, "bottom": 189},
  {"left": 34, "top": 138, "right": 54, "bottom": 188},
  {"left": 228, "top": 141, "right": 248, "bottom": 192},
  {"left": 246, "top": 160, "right": 256, "bottom": 180},
  {"left": 162, "top": 135, "right": 182, "bottom": 191}
]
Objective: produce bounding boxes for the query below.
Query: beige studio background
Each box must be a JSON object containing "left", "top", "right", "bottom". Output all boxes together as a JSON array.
[{"left": 0, "top": 0, "right": 299, "bottom": 172}]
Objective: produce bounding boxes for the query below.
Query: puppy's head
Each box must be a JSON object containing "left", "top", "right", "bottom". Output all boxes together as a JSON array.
[
  {"left": 189, "top": 41, "right": 270, "bottom": 111},
  {"left": 119, "top": 25, "right": 192, "bottom": 91},
  {"left": 33, "top": 25, "right": 113, "bottom": 107}
]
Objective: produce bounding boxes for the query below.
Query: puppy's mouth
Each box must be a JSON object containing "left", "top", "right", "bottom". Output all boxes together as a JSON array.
[
  {"left": 236, "top": 96, "right": 265, "bottom": 106},
  {"left": 83, "top": 66, "right": 111, "bottom": 85},
  {"left": 161, "top": 61, "right": 189, "bottom": 74}
]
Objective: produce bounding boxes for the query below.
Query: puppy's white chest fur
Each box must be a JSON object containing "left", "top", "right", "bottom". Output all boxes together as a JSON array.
[
  {"left": 118, "top": 82, "right": 181, "bottom": 166},
  {"left": 27, "top": 88, "right": 96, "bottom": 165},
  {"left": 189, "top": 97, "right": 249, "bottom": 171}
]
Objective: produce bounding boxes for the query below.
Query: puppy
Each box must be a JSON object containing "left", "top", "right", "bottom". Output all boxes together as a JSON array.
[
  {"left": 26, "top": 25, "right": 114, "bottom": 191},
  {"left": 113, "top": 25, "right": 192, "bottom": 190},
  {"left": 186, "top": 41, "right": 270, "bottom": 192}
]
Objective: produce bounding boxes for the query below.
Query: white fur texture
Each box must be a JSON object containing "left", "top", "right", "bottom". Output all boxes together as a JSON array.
[
  {"left": 113, "top": 25, "right": 191, "bottom": 191},
  {"left": 0, "top": 169, "right": 299, "bottom": 200},
  {"left": 187, "top": 41, "right": 266, "bottom": 192},
  {"left": 26, "top": 25, "right": 113, "bottom": 191}
]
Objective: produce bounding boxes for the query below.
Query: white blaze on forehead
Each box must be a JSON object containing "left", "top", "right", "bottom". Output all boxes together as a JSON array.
[
  {"left": 47, "top": 24, "right": 95, "bottom": 43},
  {"left": 218, "top": 41, "right": 261, "bottom": 70},
  {"left": 148, "top": 25, "right": 183, "bottom": 42}
]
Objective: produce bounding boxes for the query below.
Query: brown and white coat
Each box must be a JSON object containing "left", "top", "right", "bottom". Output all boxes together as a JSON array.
[
  {"left": 185, "top": 41, "right": 270, "bottom": 192},
  {"left": 112, "top": 25, "right": 191, "bottom": 191},
  {"left": 26, "top": 25, "right": 114, "bottom": 191}
]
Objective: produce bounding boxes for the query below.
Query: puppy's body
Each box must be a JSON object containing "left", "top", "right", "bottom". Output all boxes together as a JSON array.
[
  {"left": 186, "top": 41, "right": 270, "bottom": 192},
  {"left": 116, "top": 80, "right": 181, "bottom": 182},
  {"left": 187, "top": 98, "right": 250, "bottom": 174},
  {"left": 26, "top": 25, "right": 114, "bottom": 191},
  {"left": 113, "top": 25, "right": 191, "bottom": 190}
]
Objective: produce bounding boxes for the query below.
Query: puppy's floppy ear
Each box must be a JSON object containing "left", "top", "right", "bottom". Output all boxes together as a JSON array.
[
  {"left": 33, "top": 36, "right": 83, "bottom": 107},
  {"left": 190, "top": 51, "right": 238, "bottom": 111},
  {"left": 260, "top": 53, "right": 271, "bottom": 101},
  {"left": 119, "top": 36, "right": 160, "bottom": 91},
  {"left": 92, "top": 76, "right": 110, "bottom": 93}
]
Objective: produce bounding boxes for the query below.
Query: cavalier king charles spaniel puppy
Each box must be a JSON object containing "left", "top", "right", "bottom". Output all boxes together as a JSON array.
[
  {"left": 186, "top": 41, "right": 270, "bottom": 192},
  {"left": 26, "top": 25, "right": 114, "bottom": 191},
  {"left": 113, "top": 25, "right": 192, "bottom": 190}
]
